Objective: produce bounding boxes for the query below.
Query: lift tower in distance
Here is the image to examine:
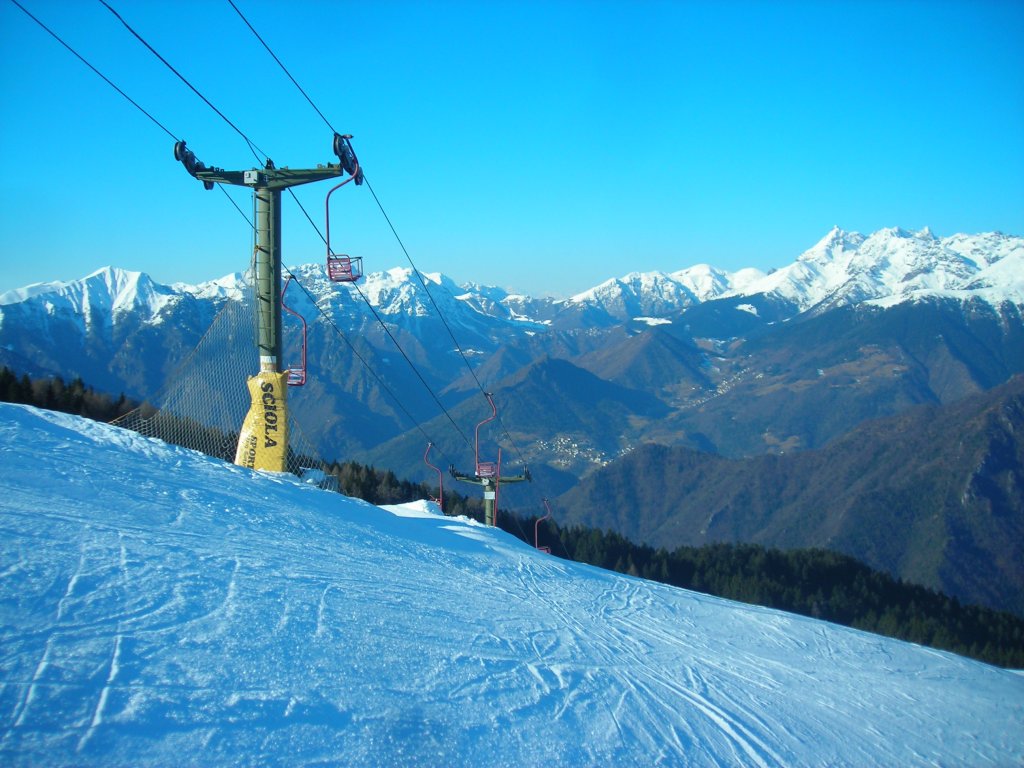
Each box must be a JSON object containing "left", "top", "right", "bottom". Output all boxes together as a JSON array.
[
  {"left": 174, "top": 134, "right": 363, "bottom": 473},
  {"left": 450, "top": 393, "right": 530, "bottom": 527}
]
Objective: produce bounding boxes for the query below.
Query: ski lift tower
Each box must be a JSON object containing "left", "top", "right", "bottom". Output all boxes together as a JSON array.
[
  {"left": 174, "top": 134, "right": 362, "bottom": 473},
  {"left": 449, "top": 393, "right": 531, "bottom": 527}
]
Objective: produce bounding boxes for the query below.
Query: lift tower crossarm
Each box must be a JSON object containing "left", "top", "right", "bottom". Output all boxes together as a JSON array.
[
  {"left": 449, "top": 463, "right": 531, "bottom": 527},
  {"left": 173, "top": 140, "right": 358, "bottom": 373},
  {"left": 191, "top": 163, "right": 350, "bottom": 190}
]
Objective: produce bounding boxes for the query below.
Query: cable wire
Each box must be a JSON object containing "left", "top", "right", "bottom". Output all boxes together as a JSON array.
[
  {"left": 8, "top": 0, "right": 179, "bottom": 142},
  {"left": 224, "top": 0, "right": 537, "bottom": 490},
  {"left": 226, "top": 0, "right": 337, "bottom": 136},
  {"left": 97, "top": 0, "right": 268, "bottom": 165},
  {"left": 218, "top": 185, "right": 254, "bottom": 229},
  {"left": 94, "top": 0, "right": 467, "bottom": 455},
  {"left": 225, "top": 202, "right": 446, "bottom": 458},
  {"left": 9, "top": 0, "right": 257, "bottom": 265},
  {"left": 285, "top": 187, "right": 473, "bottom": 449},
  {"left": 279, "top": 264, "right": 453, "bottom": 458},
  {"left": 13, "top": 0, "right": 460, "bottom": 472},
  {"left": 364, "top": 177, "right": 531, "bottom": 466},
  {"left": 217, "top": 0, "right": 473, "bottom": 449}
]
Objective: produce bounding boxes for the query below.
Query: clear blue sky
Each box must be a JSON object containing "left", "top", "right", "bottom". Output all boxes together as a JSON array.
[{"left": 2, "top": 0, "right": 1022, "bottom": 298}]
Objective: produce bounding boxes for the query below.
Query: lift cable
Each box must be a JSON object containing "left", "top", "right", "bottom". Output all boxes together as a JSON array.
[
  {"left": 224, "top": 193, "right": 452, "bottom": 461},
  {"left": 364, "top": 178, "right": 490, "bottom": 396},
  {"left": 220, "top": 2, "right": 544, "bottom": 540},
  {"left": 278, "top": 263, "right": 455, "bottom": 461},
  {"left": 216, "top": 2, "right": 480, "bottom": 452},
  {"left": 96, "top": 0, "right": 470, "bottom": 454},
  {"left": 12, "top": 0, "right": 463, "bottom": 470},
  {"left": 363, "top": 177, "right": 530, "bottom": 467},
  {"left": 219, "top": 186, "right": 254, "bottom": 229},
  {"left": 9, "top": 0, "right": 254, "bottom": 231},
  {"left": 10, "top": 0, "right": 442, "bottom": 458},
  {"left": 285, "top": 187, "right": 473, "bottom": 449},
  {"left": 9, "top": 0, "right": 178, "bottom": 142},
  {"left": 226, "top": 0, "right": 337, "bottom": 137},
  {"left": 97, "top": 0, "right": 268, "bottom": 166}
]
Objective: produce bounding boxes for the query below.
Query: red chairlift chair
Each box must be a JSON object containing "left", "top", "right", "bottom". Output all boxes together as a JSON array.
[
  {"left": 327, "top": 254, "right": 362, "bottom": 283},
  {"left": 475, "top": 393, "right": 499, "bottom": 479},
  {"left": 424, "top": 442, "right": 444, "bottom": 512},
  {"left": 535, "top": 499, "right": 553, "bottom": 554},
  {"left": 325, "top": 134, "right": 364, "bottom": 284},
  {"left": 281, "top": 275, "right": 307, "bottom": 386}
]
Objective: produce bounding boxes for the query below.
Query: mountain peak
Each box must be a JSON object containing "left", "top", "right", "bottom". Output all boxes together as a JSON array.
[
  {"left": 802, "top": 226, "right": 865, "bottom": 261},
  {"left": 878, "top": 225, "right": 912, "bottom": 239}
]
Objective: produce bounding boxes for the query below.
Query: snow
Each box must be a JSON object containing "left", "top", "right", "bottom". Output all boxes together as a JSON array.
[
  {"left": 0, "top": 267, "right": 181, "bottom": 333},
  {"left": 0, "top": 279, "right": 73, "bottom": 307},
  {"left": 175, "top": 271, "right": 249, "bottom": 303},
  {"left": 568, "top": 271, "right": 711, "bottom": 316},
  {"left": 2, "top": 403, "right": 1022, "bottom": 766},
  {"left": 729, "top": 227, "right": 1024, "bottom": 312}
]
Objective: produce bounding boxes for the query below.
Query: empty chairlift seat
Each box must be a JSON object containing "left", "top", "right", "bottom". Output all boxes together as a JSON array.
[{"left": 327, "top": 254, "right": 363, "bottom": 283}]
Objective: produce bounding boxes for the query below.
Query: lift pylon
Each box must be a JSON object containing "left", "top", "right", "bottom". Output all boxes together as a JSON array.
[
  {"left": 450, "top": 393, "right": 530, "bottom": 526},
  {"left": 174, "top": 134, "right": 362, "bottom": 472}
]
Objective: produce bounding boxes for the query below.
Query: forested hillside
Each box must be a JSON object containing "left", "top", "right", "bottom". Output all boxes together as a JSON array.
[
  {"left": 0, "top": 367, "right": 136, "bottom": 422},
  {"left": 557, "top": 376, "right": 1024, "bottom": 617}
]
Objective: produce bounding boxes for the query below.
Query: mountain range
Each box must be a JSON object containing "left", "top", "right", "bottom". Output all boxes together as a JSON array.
[{"left": 2, "top": 225, "right": 1023, "bottom": 612}]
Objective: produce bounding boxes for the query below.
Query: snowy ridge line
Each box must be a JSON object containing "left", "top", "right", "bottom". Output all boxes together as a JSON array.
[
  {"left": 3, "top": 228, "right": 1020, "bottom": 335},
  {"left": 2, "top": 402, "right": 1021, "bottom": 766}
]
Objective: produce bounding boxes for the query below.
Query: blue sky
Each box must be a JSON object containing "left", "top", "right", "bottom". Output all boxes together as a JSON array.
[{"left": 1, "top": 0, "right": 1022, "bottom": 298}]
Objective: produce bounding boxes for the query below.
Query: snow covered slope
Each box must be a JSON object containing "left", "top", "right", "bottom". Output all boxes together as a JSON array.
[{"left": 1, "top": 404, "right": 1022, "bottom": 767}]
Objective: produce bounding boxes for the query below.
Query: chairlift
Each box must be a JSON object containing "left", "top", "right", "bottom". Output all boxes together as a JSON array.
[
  {"left": 325, "top": 133, "right": 364, "bottom": 283},
  {"left": 449, "top": 390, "right": 530, "bottom": 527},
  {"left": 281, "top": 275, "right": 307, "bottom": 386},
  {"left": 327, "top": 254, "right": 363, "bottom": 283},
  {"left": 475, "top": 392, "right": 498, "bottom": 478},
  {"left": 535, "top": 499, "right": 553, "bottom": 554},
  {"left": 424, "top": 442, "right": 444, "bottom": 512}
]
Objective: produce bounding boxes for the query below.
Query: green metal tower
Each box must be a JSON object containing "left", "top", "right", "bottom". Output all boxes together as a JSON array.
[{"left": 173, "top": 135, "right": 362, "bottom": 471}]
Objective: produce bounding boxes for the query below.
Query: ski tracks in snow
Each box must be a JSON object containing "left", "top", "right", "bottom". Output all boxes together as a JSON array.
[{"left": 500, "top": 554, "right": 787, "bottom": 766}]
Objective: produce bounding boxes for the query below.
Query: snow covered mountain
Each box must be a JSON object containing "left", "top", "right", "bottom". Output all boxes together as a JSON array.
[
  {"left": 564, "top": 263, "right": 768, "bottom": 323},
  {"left": 0, "top": 267, "right": 248, "bottom": 330},
  {"left": 2, "top": 227, "right": 1020, "bottom": 350},
  {"left": 736, "top": 226, "right": 1024, "bottom": 313},
  {"left": 558, "top": 227, "right": 1023, "bottom": 322},
  {"left": 0, "top": 267, "right": 238, "bottom": 399},
  {"left": 2, "top": 402, "right": 1022, "bottom": 766}
]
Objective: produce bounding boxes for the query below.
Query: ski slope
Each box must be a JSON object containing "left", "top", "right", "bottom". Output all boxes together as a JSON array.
[{"left": 1, "top": 404, "right": 1021, "bottom": 766}]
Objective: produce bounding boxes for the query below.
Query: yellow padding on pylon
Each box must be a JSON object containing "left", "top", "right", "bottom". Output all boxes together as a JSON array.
[{"left": 234, "top": 371, "right": 289, "bottom": 472}]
